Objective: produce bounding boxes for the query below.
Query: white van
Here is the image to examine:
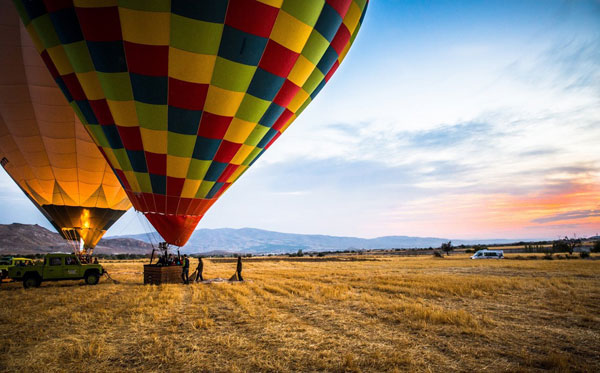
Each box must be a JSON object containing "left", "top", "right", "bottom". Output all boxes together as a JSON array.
[{"left": 471, "top": 249, "right": 504, "bottom": 259}]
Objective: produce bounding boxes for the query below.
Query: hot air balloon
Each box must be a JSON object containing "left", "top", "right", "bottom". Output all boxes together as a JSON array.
[
  {"left": 0, "top": 1, "right": 131, "bottom": 254},
  {"left": 13, "top": 0, "right": 368, "bottom": 246}
]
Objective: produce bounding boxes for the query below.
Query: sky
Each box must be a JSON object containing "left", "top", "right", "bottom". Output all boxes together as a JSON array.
[{"left": 1, "top": 0, "right": 599, "bottom": 240}]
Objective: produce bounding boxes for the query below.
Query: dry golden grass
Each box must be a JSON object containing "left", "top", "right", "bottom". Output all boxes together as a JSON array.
[{"left": 1, "top": 254, "right": 599, "bottom": 372}]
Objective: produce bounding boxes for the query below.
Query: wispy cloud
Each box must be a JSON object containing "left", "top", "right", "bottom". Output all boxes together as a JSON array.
[
  {"left": 405, "top": 122, "right": 493, "bottom": 148},
  {"left": 271, "top": 190, "right": 310, "bottom": 196},
  {"left": 519, "top": 148, "right": 561, "bottom": 157},
  {"left": 532, "top": 209, "right": 600, "bottom": 223},
  {"left": 547, "top": 37, "right": 600, "bottom": 93}
]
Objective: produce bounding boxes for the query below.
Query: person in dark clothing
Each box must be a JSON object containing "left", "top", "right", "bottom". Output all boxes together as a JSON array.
[
  {"left": 181, "top": 255, "right": 190, "bottom": 284},
  {"left": 236, "top": 256, "right": 243, "bottom": 281},
  {"left": 195, "top": 257, "right": 204, "bottom": 282}
]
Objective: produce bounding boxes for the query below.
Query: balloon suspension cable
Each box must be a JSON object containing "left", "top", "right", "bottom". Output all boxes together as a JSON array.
[
  {"left": 149, "top": 248, "right": 155, "bottom": 264},
  {"left": 109, "top": 209, "right": 138, "bottom": 237},
  {"left": 136, "top": 211, "right": 159, "bottom": 251},
  {"left": 62, "top": 229, "right": 80, "bottom": 254}
]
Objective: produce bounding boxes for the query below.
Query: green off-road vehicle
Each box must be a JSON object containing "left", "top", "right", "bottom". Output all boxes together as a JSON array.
[
  {"left": 7, "top": 253, "right": 104, "bottom": 288},
  {"left": 0, "top": 256, "right": 34, "bottom": 280}
]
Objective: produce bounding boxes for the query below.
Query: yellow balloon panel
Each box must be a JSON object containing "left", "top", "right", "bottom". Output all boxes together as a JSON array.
[{"left": 0, "top": 1, "right": 131, "bottom": 248}]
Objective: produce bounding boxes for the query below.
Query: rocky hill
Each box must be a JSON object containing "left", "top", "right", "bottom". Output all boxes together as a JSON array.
[{"left": 0, "top": 223, "right": 151, "bottom": 255}]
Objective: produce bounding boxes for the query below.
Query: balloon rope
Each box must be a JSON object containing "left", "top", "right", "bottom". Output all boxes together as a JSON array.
[
  {"left": 109, "top": 209, "right": 137, "bottom": 237},
  {"left": 63, "top": 229, "right": 79, "bottom": 254},
  {"left": 136, "top": 212, "right": 158, "bottom": 250},
  {"left": 103, "top": 270, "right": 119, "bottom": 284}
]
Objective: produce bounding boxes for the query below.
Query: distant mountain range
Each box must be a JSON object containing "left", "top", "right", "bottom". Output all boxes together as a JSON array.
[
  {"left": 0, "top": 223, "right": 539, "bottom": 255},
  {"left": 112, "top": 227, "right": 531, "bottom": 254}
]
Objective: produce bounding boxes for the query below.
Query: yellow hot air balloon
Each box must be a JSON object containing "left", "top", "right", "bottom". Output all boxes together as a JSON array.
[{"left": 0, "top": 1, "right": 131, "bottom": 253}]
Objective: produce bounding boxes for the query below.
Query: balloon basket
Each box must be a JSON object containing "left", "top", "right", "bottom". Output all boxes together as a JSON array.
[{"left": 143, "top": 265, "right": 182, "bottom": 285}]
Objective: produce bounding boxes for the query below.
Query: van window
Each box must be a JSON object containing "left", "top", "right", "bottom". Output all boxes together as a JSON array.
[
  {"left": 49, "top": 257, "right": 62, "bottom": 266},
  {"left": 484, "top": 252, "right": 497, "bottom": 257}
]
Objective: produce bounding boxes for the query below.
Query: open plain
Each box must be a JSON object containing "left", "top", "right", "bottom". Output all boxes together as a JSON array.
[{"left": 1, "top": 255, "right": 599, "bottom": 372}]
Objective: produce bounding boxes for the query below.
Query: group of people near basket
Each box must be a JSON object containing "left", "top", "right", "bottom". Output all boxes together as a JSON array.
[
  {"left": 180, "top": 255, "right": 200, "bottom": 284},
  {"left": 78, "top": 255, "right": 98, "bottom": 264},
  {"left": 178, "top": 255, "right": 243, "bottom": 285},
  {"left": 155, "top": 253, "right": 181, "bottom": 266}
]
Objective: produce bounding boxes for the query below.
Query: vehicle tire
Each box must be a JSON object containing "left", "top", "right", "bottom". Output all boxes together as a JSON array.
[
  {"left": 85, "top": 272, "right": 99, "bottom": 285},
  {"left": 23, "top": 275, "right": 41, "bottom": 289}
]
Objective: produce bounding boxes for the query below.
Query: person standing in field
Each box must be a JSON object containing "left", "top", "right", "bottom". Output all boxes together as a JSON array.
[
  {"left": 195, "top": 257, "right": 204, "bottom": 282},
  {"left": 236, "top": 256, "right": 243, "bottom": 281},
  {"left": 181, "top": 255, "right": 190, "bottom": 284}
]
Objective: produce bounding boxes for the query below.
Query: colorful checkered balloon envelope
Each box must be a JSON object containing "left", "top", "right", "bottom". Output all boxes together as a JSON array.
[{"left": 13, "top": 0, "right": 369, "bottom": 246}]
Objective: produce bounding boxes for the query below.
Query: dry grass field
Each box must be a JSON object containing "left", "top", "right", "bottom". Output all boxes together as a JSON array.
[{"left": 1, "top": 254, "right": 599, "bottom": 372}]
